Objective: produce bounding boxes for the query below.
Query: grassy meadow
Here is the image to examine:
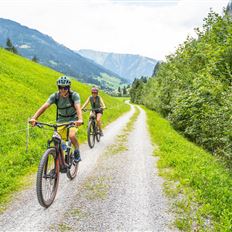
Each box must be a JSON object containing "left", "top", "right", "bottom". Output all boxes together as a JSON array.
[{"left": 0, "top": 48, "right": 130, "bottom": 208}]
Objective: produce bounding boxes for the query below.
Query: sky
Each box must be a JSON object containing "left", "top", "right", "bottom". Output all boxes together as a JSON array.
[{"left": 0, "top": 0, "right": 229, "bottom": 60}]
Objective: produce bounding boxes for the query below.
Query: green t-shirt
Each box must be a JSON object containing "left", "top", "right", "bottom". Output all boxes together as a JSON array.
[{"left": 47, "top": 91, "right": 80, "bottom": 122}]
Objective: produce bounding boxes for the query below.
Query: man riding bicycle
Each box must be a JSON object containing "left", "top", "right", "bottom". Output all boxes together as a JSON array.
[
  {"left": 81, "top": 87, "right": 106, "bottom": 136},
  {"left": 29, "top": 76, "right": 83, "bottom": 162}
]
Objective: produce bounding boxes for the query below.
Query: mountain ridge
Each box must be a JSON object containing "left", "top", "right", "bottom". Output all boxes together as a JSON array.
[
  {"left": 0, "top": 18, "right": 128, "bottom": 91},
  {"left": 78, "top": 49, "right": 157, "bottom": 82}
]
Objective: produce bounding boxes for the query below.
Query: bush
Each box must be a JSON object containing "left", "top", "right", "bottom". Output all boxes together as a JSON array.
[{"left": 130, "top": 10, "right": 232, "bottom": 159}]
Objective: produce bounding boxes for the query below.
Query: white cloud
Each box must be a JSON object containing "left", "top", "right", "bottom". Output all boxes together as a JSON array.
[{"left": 0, "top": 0, "right": 228, "bottom": 60}]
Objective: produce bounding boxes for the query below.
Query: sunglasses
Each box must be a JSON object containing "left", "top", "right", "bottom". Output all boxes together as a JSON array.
[{"left": 58, "top": 86, "right": 69, "bottom": 90}]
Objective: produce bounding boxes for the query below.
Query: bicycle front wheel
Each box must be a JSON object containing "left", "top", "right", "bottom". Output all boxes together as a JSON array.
[
  {"left": 67, "top": 150, "right": 79, "bottom": 180},
  {"left": 87, "top": 120, "right": 95, "bottom": 148},
  {"left": 36, "top": 148, "right": 60, "bottom": 208}
]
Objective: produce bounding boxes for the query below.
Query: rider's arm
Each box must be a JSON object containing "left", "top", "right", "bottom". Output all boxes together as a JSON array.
[
  {"left": 30, "top": 102, "right": 50, "bottom": 126},
  {"left": 74, "top": 103, "right": 83, "bottom": 126},
  {"left": 81, "top": 97, "right": 90, "bottom": 110},
  {"left": 100, "top": 97, "right": 106, "bottom": 109},
  {"left": 72, "top": 92, "right": 83, "bottom": 126}
]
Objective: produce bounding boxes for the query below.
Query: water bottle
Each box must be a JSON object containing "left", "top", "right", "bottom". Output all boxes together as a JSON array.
[{"left": 61, "top": 142, "right": 67, "bottom": 151}]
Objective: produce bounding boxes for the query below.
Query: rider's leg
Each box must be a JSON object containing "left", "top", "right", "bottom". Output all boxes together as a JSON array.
[
  {"left": 96, "top": 113, "right": 103, "bottom": 135},
  {"left": 96, "top": 113, "right": 102, "bottom": 130},
  {"left": 69, "top": 128, "right": 81, "bottom": 162},
  {"left": 69, "top": 130, "right": 79, "bottom": 148}
]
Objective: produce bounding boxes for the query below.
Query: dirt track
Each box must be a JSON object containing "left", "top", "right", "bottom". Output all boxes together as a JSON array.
[{"left": 0, "top": 104, "right": 177, "bottom": 231}]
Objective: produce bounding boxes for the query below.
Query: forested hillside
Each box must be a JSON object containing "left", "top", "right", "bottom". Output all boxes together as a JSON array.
[
  {"left": 0, "top": 48, "right": 130, "bottom": 206},
  {"left": 130, "top": 10, "right": 232, "bottom": 160},
  {"left": 0, "top": 18, "right": 128, "bottom": 91}
]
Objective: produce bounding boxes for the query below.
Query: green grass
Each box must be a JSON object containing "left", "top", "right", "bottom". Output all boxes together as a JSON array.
[
  {"left": 96, "top": 73, "right": 127, "bottom": 89},
  {"left": 58, "top": 223, "right": 72, "bottom": 232},
  {"left": 114, "top": 96, "right": 130, "bottom": 102},
  {"left": 0, "top": 48, "right": 130, "bottom": 208},
  {"left": 104, "top": 105, "right": 140, "bottom": 157},
  {"left": 84, "top": 176, "right": 110, "bottom": 200},
  {"left": 143, "top": 106, "right": 232, "bottom": 231}
]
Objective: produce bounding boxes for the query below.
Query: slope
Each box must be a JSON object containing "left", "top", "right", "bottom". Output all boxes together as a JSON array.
[
  {"left": 0, "top": 18, "right": 128, "bottom": 90},
  {"left": 0, "top": 48, "right": 130, "bottom": 207}
]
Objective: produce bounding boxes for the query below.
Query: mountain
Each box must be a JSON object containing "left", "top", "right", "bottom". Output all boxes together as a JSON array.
[
  {"left": 78, "top": 49, "right": 158, "bottom": 82},
  {"left": 0, "top": 18, "right": 127, "bottom": 91},
  {"left": 226, "top": 0, "right": 232, "bottom": 15}
]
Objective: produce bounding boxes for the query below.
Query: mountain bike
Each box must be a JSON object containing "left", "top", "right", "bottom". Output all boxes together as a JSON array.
[
  {"left": 35, "top": 121, "right": 82, "bottom": 208},
  {"left": 83, "top": 108, "right": 102, "bottom": 148}
]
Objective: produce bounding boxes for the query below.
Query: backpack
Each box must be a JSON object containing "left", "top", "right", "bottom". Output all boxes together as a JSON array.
[{"left": 54, "top": 91, "right": 76, "bottom": 120}]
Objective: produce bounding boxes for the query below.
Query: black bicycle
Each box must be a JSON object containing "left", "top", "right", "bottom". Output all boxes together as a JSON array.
[
  {"left": 83, "top": 108, "right": 102, "bottom": 148},
  {"left": 35, "top": 121, "right": 81, "bottom": 208}
]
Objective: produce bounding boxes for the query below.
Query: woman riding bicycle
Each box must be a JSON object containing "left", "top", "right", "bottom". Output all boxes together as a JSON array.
[
  {"left": 81, "top": 87, "right": 106, "bottom": 136},
  {"left": 29, "top": 76, "right": 83, "bottom": 162}
]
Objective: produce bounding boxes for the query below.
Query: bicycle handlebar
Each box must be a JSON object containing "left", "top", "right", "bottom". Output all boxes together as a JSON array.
[
  {"left": 82, "top": 108, "right": 106, "bottom": 112},
  {"left": 35, "top": 121, "right": 83, "bottom": 129}
]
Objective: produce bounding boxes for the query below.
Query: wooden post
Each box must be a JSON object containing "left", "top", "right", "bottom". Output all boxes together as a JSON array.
[{"left": 26, "top": 118, "right": 30, "bottom": 153}]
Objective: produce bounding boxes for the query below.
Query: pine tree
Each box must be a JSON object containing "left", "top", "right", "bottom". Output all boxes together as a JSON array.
[
  {"left": 32, "top": 55, "right": 38, "bottom": 62},
  {"left": 118, "top": 86, "right": 122, "bottom": 97},
  {"left": 5, "top": 38, "right": 18, "bottom": 54},
  {"left": 6, "top": 38, "right": 13, "bottom": 49},
  {"left": 123, "top": 86, "right": 127, "bottom": 95}
]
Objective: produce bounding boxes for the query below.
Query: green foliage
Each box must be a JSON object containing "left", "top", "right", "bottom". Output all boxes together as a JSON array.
[
  {"left": 131, "top": 10, "right": 232, "bottom": 159},
  {"left": 144, "top": 106, "right": 232, "bottom": 231},
  {"left": 0, "top": 48, "right": 130, "bottom": 206},
  {"left": 129, "top": 77, "right": 147, "bottom": 104}
]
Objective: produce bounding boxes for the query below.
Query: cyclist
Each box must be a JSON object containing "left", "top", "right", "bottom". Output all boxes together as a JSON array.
[
  {"left": 29, "top": 76, "right": 83, "bottom": 162},
  {"left": 81, "top": 87, "right": 106, "bottom": 136}
]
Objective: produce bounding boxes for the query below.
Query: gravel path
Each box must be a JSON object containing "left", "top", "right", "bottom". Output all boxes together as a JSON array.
[
  {"left": 0, "top": 104, "right": 177, "bottom": 231},
  {"left": 51, "top": 106, "right": 177, "bottom": 231}
]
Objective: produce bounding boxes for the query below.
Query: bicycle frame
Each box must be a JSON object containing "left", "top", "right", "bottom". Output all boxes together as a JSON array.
[
  {"left": 35, "top": 121, "right": 82, "bottom": 207},
  {"left": 83, "top": 108, "right": 102, "bottom": 148},
  {"left": 36, "top": 122, "right": 74, "bottom": 171}
]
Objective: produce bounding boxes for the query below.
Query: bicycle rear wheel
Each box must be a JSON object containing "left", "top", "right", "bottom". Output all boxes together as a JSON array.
[
  {"left": 36, "top": 148, "right": 59, "bottom": 208},
  {"left": 87, "top": 120, "right": 95, "bottom": 148},
  {"left": 67, "top": 150, "right": 79, "bottom": 180}
]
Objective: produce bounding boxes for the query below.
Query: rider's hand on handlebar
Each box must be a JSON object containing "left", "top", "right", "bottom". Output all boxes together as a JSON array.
[
  {"left": 74, "top": 119, "right": 84, "bottom": 127},
  {"left": 29, "top": 118, "right": 37, "bottom": 127}
]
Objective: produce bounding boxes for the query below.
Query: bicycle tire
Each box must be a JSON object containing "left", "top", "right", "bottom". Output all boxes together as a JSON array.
[
  {"left": 87, "top": 120, "right": 95, "bottom": 148},
  {"left": 67, "top": 150, "right": 79, "bottom": 180},
  {"left": 36, "top": 148, "right": 59, "bottom": 208}
]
